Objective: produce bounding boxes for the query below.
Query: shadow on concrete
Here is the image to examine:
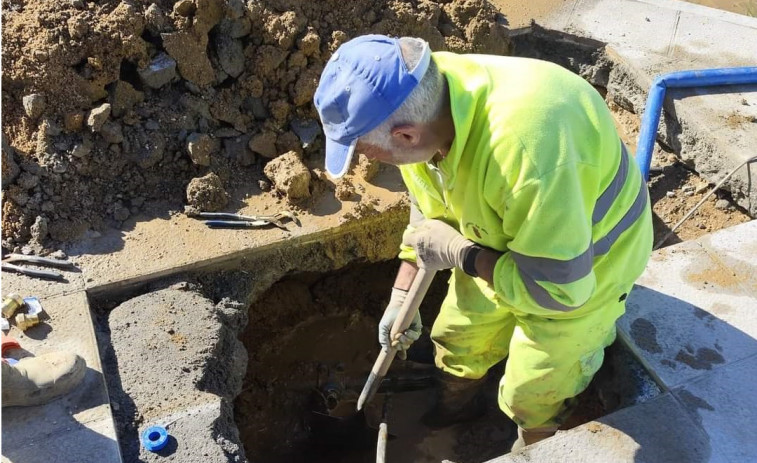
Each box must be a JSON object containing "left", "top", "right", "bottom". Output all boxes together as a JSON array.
[
  {"left": 1, "top": 366, "right": 118, "bottom": 463},
  {"left": 667, "top": 83, "right": 757, "bottom": 102},
  {"left": 92, "top": 309, "right": 143, "bottom": 462}
]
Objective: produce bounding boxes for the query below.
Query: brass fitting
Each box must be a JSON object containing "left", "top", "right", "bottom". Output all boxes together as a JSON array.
[
  {"left": 15, "top": 313, "right": 40, "bottom": 331},
  {"left": 2, "top": 294, "right": 25, "bottom": 318}
]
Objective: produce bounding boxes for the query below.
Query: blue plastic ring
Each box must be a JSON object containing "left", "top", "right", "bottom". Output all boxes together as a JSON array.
[{"left": 141, "top": 425, "right": 169, "bottom": 452}]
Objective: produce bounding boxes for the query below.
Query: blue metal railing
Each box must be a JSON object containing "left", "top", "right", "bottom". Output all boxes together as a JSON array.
[{"left": 635, "top": 67, "right": 757, "bottom": 181}]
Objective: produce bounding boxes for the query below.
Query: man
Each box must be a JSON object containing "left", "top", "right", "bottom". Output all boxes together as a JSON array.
[{"left": 314, "top": 35, "right": 652, "bottom": 450}]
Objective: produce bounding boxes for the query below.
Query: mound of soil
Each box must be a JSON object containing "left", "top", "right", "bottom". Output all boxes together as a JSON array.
[{"left": 1, "top": 0, "right": 510, "bottom": 251}]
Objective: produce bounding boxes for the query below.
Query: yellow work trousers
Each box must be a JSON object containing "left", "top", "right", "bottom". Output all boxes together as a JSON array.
[{"left": 431, "top": 269, "right": 625, "bottom": 430}]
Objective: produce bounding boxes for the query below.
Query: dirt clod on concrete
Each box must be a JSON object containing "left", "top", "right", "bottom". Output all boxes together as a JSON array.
[
  {"left": 263, "top": 150, "right": 312, "bottom": 201},
  {"left": 1, "top": 0, "right": 510, "bottom": 251},
  {"left": 186, "top": 172, "right": 229, "bottom": 211}
]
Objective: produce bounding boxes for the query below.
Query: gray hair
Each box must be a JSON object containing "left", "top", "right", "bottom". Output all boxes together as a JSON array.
[{"left": 360, "top": 37, "right": 445, "bottom": 150}]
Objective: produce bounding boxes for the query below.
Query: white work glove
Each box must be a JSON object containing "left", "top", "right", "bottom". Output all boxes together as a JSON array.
[
  {"left": 402, "top": 219, "right": 477, "bottom": 273},
  {"left": 378, "top": 287, "right": 422, "bottom": 360}
]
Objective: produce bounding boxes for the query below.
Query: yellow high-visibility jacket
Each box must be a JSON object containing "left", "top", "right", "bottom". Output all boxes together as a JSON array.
[{"left": 399, "top": 52, "right": 653, "bottom": 319}]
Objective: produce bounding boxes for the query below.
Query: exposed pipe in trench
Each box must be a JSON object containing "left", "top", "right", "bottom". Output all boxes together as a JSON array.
[{"left": 635, "top": 66, "right": 757, "bottom": 181}]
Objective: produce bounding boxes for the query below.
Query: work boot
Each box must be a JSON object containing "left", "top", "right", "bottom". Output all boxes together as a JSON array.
[
  {"left": 421, "top": 371, "right": 486, "bottom": 429},
  {"left": 510, "top": 426, "right": 557, "bottom": 452},
  {"left": 2, "top": 351, "right": 86, "bottom": 408}
]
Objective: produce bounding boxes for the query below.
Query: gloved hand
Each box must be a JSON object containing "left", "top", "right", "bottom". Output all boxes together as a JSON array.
[
  {"left": 378, "top": 287, "right": 422, "bottom": 360},
  {"left": 402, "top": 219, "right": 476, "bottom": 272}
]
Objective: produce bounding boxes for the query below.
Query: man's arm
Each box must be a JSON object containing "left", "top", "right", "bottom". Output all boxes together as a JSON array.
[
  {"left": 472, "top": 247, "right": 503, "bottom": 287},
  {"left": 393, "top": 260, "right": 420, "bottom": 291}
]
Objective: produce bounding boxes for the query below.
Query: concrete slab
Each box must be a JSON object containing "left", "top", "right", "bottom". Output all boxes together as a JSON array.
[
  {"left": 698, "top": 219, "right": 757, "bottom": 295},
  {"left": 102, "top": 287, "right": 247, "bottom": 462},
  {"left": 672, "top": 355, "right": 757, "bottom": 462},
  {"left": 131, "top": 398, "right": 244, "bottom": 463},
  {"left": 485, "top": 392, "right": 711, "bottom": 463},
  {"left": 1, "top": 291, "right": 121, "bottom": 463},
  {"left": 1, "top": 415, "right": 121, "bottom": 463},
  {"left": 1, "top": 263, "right": 85, "bottom": 300},
  {"left": 619, "top": 221, "right": 757, "bottom": 389}
]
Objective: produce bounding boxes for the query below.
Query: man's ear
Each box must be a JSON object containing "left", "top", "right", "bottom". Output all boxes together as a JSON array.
[{"left": 391, "top": 124, "right": 422, "bottom": 148}]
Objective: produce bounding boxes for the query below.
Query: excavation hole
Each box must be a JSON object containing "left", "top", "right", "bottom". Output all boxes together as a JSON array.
[{"left": 234, "top": 260, "right": 661, "bottom": 463}]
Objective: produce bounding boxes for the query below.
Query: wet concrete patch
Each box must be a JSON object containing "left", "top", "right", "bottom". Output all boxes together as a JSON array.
[
  {"left": 674, "top": 346, "right": 726, "bottom": 371},
  {"left": 629, "top": 318, "right": 662, "bottom": 354}
]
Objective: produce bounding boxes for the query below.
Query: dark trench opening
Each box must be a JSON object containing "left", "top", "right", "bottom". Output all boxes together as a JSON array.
[{"left": 233, "top": 260, "right": 661, "bottom": 463}]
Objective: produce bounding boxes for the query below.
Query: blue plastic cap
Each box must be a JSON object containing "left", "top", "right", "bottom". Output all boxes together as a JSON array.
[
  {"left": 142, "top": 425, "right": 169, "bottom": 452},
  {"left": 314, "top": 35, "right": 431, "bottom": 178}
]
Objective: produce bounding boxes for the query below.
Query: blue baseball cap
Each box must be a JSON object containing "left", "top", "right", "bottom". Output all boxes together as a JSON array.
[{"left": 314, "top": 35, "right": 431, "bottom": 178}]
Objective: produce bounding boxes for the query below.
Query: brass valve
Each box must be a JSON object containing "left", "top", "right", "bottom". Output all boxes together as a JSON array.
[
  {"left": 15, "top": 313, "right": 40, "bottom": 331},
  {"left": 2, "top": 294, "right": 24, "bottom": 318}
]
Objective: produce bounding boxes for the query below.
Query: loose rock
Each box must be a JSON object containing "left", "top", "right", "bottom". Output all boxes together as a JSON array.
[
  {"left": 173, "top": 0, "right": 196, "bottom": 16},
  {"left": 87, "top": 103, "right": 111, "bottom": 132},
  {"left": 187, "top": 133, "right": 219, "bottom": 166},
  {"left": 715, "top": 199, "right": 730, "bottom": 210},
  {"left": 71, "top": 136, "right": 93, "bottom": 158},
  {"left": 144, "top": 4, "right": 169, "bottom": 34},
  {"left": 356, "top": 154, "right": 380, "bottom": 182},
  {"left": 113, "top": 202, "right": 130, "bottom": 221},
  {"left": 138, "top": 53, "right": 178, "bottom": 89},
  {"left": 64, "top": 112, "right": 85, "bottom": 132},
  {"left": 17, "top": 172, "right": 40, "bottom": 190},
  {"left": 22, "top": 94, "right": 46, "bottom": 120},
  {"left": 110, "top": 81, "right": 144, "bottom": 117},
  {"left": 248, "top": 131, "right": 278, "bottom": 159},
  {"left": 263, "top": 151, "right": 311, "bottom": 200},
  {"left": 100, "top": 121, "right": 124, "bottom": 144},
  {"left": 223, "top": 134, "right": 255, "bottom": 166},
  {"left": 215, "top": 34, "right": 244, "bottom": 78},
  {"left": 186, "top": 172, "right": 228, "bottom": 211},
  {"left": 1, "top": 133, "right": 20, "bottom": 187},
  {"left": 162, "top": 31, "right": 215, "bottom": 87},
  {"left": 30, "top": 216, "right": 49, "bottom": 243}
]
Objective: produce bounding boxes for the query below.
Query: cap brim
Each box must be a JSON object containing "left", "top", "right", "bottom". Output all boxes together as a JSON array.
[{"left": 325, "top": 137, "right": 357, "bottom": 179}]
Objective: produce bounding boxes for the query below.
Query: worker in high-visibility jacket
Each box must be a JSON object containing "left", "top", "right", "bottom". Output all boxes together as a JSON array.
[{"left": 314, "top": 35, "right": 652, "bottom": 450}]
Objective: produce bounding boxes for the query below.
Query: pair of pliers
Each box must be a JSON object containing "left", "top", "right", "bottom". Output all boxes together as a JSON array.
[
  {"left": 188, "top": 211, "right": 301, "bottom": 230},
  {"left": 1, "top": 254, "right": 77, "bottom": 281}
]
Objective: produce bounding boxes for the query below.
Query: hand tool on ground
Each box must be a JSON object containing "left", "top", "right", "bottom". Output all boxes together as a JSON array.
[
  {"left": 1, "top": 254, "right": 77, "bottom": 281},
  {"left": 358, "top": 268, "right": 437, "bottom": 411},
  {"left": 188, "top": 211, "right": 300, "bottom": 230}
]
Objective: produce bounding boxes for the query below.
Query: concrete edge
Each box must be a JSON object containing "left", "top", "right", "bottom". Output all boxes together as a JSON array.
[
  {"left": 84, "top": 204, "right": 408, "bottom": 299},
  {"left": 636, "top": 0, "right": 757, "bottom": 28}
]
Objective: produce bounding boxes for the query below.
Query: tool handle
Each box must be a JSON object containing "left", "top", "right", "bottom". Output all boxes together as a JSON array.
[
  {"left": 4, "top": 254, "right": 75, "bottom": 268},
  {"left": 388, "top": 268, "right": 436, "bottom": 345},
  {"left": 204, "top": 220, "right": 254, "bottom": 228},
  {"left": 357, "top": 268, "right": 436, "bottom": 410},
  {"left": 1, "top": 263, "right": 63, "bottom": 280}
]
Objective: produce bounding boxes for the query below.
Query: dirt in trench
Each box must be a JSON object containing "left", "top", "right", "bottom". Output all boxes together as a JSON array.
[
  {"left": 1, "top": 0, "right": 510, "bottom": 253},
  {"left": 235, "top": 261, "right": 660, "bottom": 463}
]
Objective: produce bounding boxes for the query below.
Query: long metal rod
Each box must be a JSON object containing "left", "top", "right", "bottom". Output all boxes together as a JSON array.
[{"left": 654, "top": 155, "right": 756, "bottom": 250}]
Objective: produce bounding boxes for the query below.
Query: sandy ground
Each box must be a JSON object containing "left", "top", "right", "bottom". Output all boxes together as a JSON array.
[
  {"left": 493, "top": 0, "right": 756, "bottom": 28},
  {"left": 608, "top": 102, "right": 751, "bottom": 248}
]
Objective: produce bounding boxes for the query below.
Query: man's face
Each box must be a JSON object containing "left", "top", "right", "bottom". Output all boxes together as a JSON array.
[
  {"left": 356, "top": 125, "right": 440, "bottom": 166},
  {"left": 356, "top": 142, "right": 437, "bottom": 166}
]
